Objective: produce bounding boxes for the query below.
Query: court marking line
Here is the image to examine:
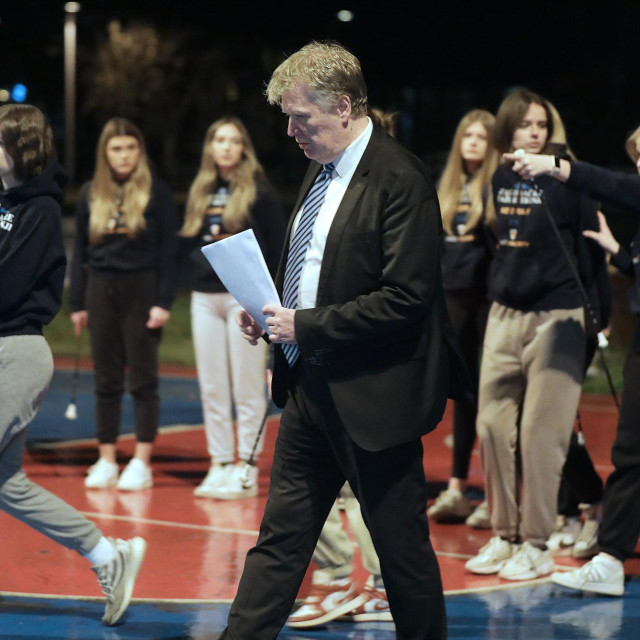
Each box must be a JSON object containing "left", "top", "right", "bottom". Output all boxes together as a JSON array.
[
  {"left": 0, "top": 591, "right": 233, "bottom": 604},
  {"left": 80, "top": 511, "right": 260, "bottom": 536}
]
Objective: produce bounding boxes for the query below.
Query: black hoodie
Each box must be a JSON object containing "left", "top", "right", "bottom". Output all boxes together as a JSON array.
[{"left": 0, "top": 162, "right": 68, "bottom": 337}]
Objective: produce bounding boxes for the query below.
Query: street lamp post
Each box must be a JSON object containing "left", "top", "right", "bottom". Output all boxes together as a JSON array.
[{"left": 64, "top": 2, "right": 81, "bottom": 183}]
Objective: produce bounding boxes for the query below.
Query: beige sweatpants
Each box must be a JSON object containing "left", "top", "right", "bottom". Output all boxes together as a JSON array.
[
  {"left": 477, "top": 302, "right": 585, "bottom": 547},
  {"left": 313, "top": 483, "right": 381, "bottom": 581}
]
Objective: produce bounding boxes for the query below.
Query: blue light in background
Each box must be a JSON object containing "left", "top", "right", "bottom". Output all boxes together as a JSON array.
[{"left": 11, "top": 84, "right": 27, "bottom": 103}]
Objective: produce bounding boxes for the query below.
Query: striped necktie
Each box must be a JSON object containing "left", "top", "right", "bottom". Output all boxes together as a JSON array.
[{"left": 281, "top": 162, "right": 335, "bottom": 366}]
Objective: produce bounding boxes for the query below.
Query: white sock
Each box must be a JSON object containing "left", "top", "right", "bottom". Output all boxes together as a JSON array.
[{"left": 84, "top": 536, "right": 116, "bottom": 566}]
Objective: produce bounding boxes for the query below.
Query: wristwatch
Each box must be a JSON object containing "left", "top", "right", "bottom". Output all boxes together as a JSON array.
[{"left": 550, "top": 156, "right": 561, "bottom": 177}]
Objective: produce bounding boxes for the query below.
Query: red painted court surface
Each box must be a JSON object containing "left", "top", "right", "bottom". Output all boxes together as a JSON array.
[{"left": 3, "top": 392, "right": 638, "bottom": 609}]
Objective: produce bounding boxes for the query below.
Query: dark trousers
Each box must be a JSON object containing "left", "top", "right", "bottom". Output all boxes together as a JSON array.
[
  {"left": 599, "top": 318, "right": 640, "bottom": 561},
  {"left": 445, "top": 290, "right": 488, "bottom": 480},
  {"left": 88, "top": 270, "right": 161, "bottom": 444},
  {"left": 220, "top": 363, "right": 447, "bottom": 640},
  {"left": 557, "top": 333, "right": 604, "bottom": 516}
]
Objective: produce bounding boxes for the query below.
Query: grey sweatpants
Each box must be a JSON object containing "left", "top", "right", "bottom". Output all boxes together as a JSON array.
[
  {"left": 0, "top": 335, "right": 101, "bottom": 554},
  {"left": 477, "top": 303, "right": 585, "bottom": 547}
]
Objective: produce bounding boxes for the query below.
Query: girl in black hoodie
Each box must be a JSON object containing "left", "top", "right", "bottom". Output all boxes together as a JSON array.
[{"left": 0, "top": 104, "right": 145, "bottom": 625}]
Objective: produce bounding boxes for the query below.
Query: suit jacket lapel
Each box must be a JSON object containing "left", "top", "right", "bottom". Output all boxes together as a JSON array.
[{"left": 315, "top": 128, "right": 382, "bottom": 304}]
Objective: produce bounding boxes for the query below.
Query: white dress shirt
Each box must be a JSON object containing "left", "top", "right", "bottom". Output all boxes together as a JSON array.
[{"left": 291, "top": 118, "right": 373, "bottom": 310}]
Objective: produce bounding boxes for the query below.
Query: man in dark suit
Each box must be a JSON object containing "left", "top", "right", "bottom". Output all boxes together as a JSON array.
[{"left": 223, "top": 41, "right": 466, "bottom": 640}]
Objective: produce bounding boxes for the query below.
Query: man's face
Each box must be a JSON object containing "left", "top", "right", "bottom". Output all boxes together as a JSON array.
[{"left": 281, "top": 84, "right": 348, "bottom": 164}]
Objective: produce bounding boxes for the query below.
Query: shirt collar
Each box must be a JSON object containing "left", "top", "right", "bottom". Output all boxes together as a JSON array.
[{"left": 330, "top": 117, "right": 373, "bottom": 179}]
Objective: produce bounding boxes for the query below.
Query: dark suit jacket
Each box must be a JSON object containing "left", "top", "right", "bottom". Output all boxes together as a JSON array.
[{"left": 271, "top": 125, "right": 471, "bottom": 452}]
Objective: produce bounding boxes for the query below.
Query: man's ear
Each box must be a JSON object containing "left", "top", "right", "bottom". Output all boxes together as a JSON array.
[{"left": 337, "top": 95, "right": 352, "bottom": 124}]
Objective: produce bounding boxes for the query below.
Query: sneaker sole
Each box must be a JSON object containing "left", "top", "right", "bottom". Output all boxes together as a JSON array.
[
  {"left": 551, "top": 573, "right": 624, "bottom": 596},
  {"left": 210, "top": 488, "right": 258, "bottom": 500},
  {"left": 102, "top": 537, "right": 147, "bottom": 626},
  {"left": 337, "top": 611, "right": 393, "bottom": 622},
  {"left": 465, "top": 562, "right": 507, "bottom": 575},
  {"left": 287, "top": 594, "right": 367, "bottom": 628},
  {"left": 498, "top": 561, "right": 555, "bottom": 581},
  {"left": 117, "top": 480, "right": 153, "bottom": 491},
  {"left": 85, "top": 479, "right": 119, "bottom": 489}
]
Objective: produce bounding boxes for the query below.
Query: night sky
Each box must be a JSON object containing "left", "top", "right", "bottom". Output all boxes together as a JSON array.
[{"left": 2, "top": 1, "right": 640, "bottom": 190}]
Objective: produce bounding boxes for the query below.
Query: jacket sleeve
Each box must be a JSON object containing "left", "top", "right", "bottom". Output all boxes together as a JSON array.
[
  {"left": 151, "top": 179, "right": 180, "bottom": 309},
  {"left": 568, "top": 161, "right": 640, "bottom": 214},
  {"left": 68, "top": 184, "right": 91, "bottom": 312},
  {"left": 295, "top": 167, "right": 442, "bottom": 354}
]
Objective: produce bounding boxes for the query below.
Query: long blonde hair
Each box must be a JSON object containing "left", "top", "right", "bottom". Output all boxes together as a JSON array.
[
  {"left": 88, "top": 118, "right": 151, "bottom": 245},
  {"left": 438, "top": 109, "right": 498, "bottom": 234},
  {"left": 181, "top": 117, "right": 264, "bottom": 237}
]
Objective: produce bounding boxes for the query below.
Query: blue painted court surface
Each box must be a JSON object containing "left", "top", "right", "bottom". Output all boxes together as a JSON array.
[{"left": 2, "top": 580, "right": 638, "bottom": 639}]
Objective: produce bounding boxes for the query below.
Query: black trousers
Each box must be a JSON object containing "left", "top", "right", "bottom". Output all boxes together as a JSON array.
[
  {"left": 599, "top": 318, "right": 640, "bottom": 561},
  {"left": 444, "top": 289, "right": 489, "bottom": 480},
  {"left": 219, "top": 362, "right": 447, "bottom": 640},
  {"left": 88, "top": 270, "right": 161, "bottom": 444},
  {"left": 557, "top": 333, "right": 604, "bottom": 516}
]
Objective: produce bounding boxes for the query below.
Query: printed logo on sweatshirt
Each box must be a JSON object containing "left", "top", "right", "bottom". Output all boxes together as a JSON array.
[
  {"left": 0, "top": 207, "right": 14, "bottom": 232},
  {"left": 495, "top": 185, "right": 537, "bottom": 248}
]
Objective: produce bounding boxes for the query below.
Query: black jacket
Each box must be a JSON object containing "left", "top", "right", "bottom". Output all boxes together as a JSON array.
[
  {"left": 0, "top": 163, "right": 67, "bottom": 337},
  {"left": 271, "top": 126, "right": 471, "bottom": 452}
]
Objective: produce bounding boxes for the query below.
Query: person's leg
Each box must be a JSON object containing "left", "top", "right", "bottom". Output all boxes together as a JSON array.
[
  {"left": 222, "top": 380, "right": 345, "bottom": 640},
  {"left": 313, "top": 494, "right": 355, "bottom": 577},
  {"left": 476, "top": 303, "right": 524, "bottom": 542},
  {"left": 345, "top": 437, "right": 446, "bottom": 640},
  {"left": 216, "top": 295, "right": 269, "bottom": 498},
  {"left": 227, "top": 296, "right": 268, "bottom": 463},
  {"left": 88, "top": 273, "right": 125, "bottom": 448},
  {"left": 519, "top": 308, "right": 585, "bottom": 548},
  {"left": 122, "top": 272, "right": 161, "bottom": 447},
  {"left": 598, "top": 339, "right": 640, "bottom": 561},
  {"left": 0, "top": 335, "right": 100, "bottom": 552},
  {"left": 448, "top": 292, "right": 487, "bottom": 483},
  {"left": 341, "top": 482, "right": 381, "bottom": 578},
  {"left": 191, "top": 292, "right": 235, "bottom": 464}
]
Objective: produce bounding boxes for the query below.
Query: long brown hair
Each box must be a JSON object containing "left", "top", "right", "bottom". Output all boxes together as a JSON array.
[
  {"left": 181, "top": 117, "right": 264, "bottom": 237},
  {"left": 493, "top": 89, "right": 555, "bottom": 155},
  {"left": 438, "top": 109, "right": 498, "bottom": 234},
  {"left": 88, "top": 118, "right": 151, "bottom": 245}
]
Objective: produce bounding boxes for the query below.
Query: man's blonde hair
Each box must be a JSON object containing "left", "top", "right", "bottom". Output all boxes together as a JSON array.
[{"left": 266, "top": 41, "right": 368, "bottom": 117}]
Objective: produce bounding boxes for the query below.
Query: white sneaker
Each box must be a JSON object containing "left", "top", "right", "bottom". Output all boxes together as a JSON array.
[
  {"left": 465, "top": 536, "right": 516, "bottom": 574},
  {"left": 117, "top": 459, "right": 152, "bottom": 491},
  {"left": 427, "top": 488, "right": 472, "bottom": 523},
  {"left": 551, "top": 553, "right": 624, "bottom": 596},
  {"left": 572, "top": 518, "right": 600, "bottom": 558},
  {"left": 210, "top": 462, "right": 258, "bottom": 500},
  {"left": 92, "top": 537, "right": 147, "bottom": 625},
  {"left": 466, "top": 500, "right": 491, "bottom": 529},
  {"left": 85, "top": 458, "right": 119, "bottom": 489},
  {"left": 194, "top": 462, "right": 232, "bottom": 498},
  {"left": 547, "top": 515, "right": 582, "bottom": 552},
  {"left": 498, "top": 541, "right": 554, "bottom": 580},
  {"left": 287, "top": 573, "right": 366, "bottom": 628}
]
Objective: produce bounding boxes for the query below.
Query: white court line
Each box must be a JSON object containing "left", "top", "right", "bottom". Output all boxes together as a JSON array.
[
  {"left": 80, "top": 511, "right": 260, "bottom": 537},
  {"left": 0, "top": 590, "right": 233, "bottom": 604}
]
